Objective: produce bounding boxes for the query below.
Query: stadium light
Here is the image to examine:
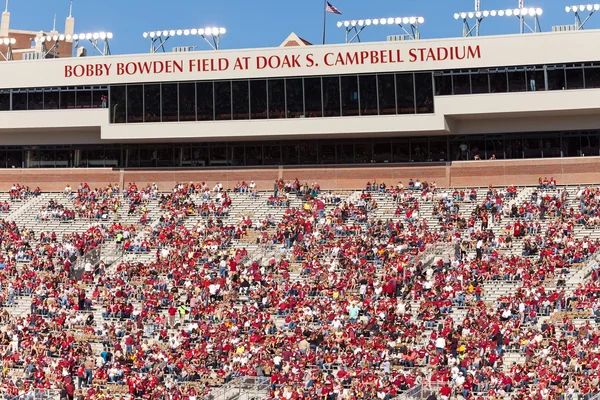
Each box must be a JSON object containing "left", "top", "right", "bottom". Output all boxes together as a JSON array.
[
  {"left": 565, "top": 4, "right": 600, "bottom": 29},
  {"left": 336, "top": 16, "right": 424, "bottom": 42},
  {"left": 33, "top": 31, "right": 112, "bottom": 57},
  {"left": 142, "top": 26, "right": 226, "bottom": 52},
  {"left": 454, "top": 1, "right": 542, "bottom": 36},
  {"left": 0, "top": 37, "right": 16, "bottom": 61}
]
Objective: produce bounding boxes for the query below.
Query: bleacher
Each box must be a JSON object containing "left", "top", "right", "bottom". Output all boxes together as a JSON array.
[{"left": 0, "top": 179, "right": 599, "bottom": 399}]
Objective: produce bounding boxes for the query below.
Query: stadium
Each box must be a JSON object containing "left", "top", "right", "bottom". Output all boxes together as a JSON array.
[{"left": 0, "top": 0, "right": 600, "bottom": 399}]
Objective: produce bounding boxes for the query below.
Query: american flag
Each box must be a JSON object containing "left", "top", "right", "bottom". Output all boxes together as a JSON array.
[{"left": 326, "top": 1, "right": 342, "bottom": 15}]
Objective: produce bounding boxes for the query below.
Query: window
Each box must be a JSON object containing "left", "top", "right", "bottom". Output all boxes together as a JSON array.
[
  {"left": 144, "top": 84, "right": 160, "bottom": 123},
  {"left": 178, "top": 82, "right": 196, "bottom": 121},
  {"left": 214, "top": 81, "right": 231, "bottom": 120},
  {"left": 250, "top": 80, "right": 267, "bottom": 119},
  {"left": 268, "top": 79, "right": 285, "bottom": 119},
  {"left": 507, "top": 69, "right": 526, "bottom": 92},
  {"left": 523, "top": 134, "right": 542, "bottom": 159},
  {"left": 435, "top": 74, "right": 452, "bottom": 96},
  {"left": 373, "top": 141, "right": 391, "bottom": 163},
  {"left": 452, "top": 73, "right": 471, "bottom": 95},
  {"left": 304, "top": 77, "right": 322, "bottom": 118},
  {"left": 92, "top": 88, "right": 108, "bottom": 108},
  {"left": 322, "top": 76, "right": 340, "bottom": 117},
  {"left": 585, "top": 67, "right": 600, "bottom": 88},
  {"left": 396, "top": 73, "right": 415, "bottom": 114},
  {"left": 415, "top": 72, "right": 433, "bottom": 114},
  {"left": 411, "top": 138, "right": 427, "bottom": 162},
  {"left": 298, "top": 143, "right": 318, "bottom": 164},
  {"left": 428, "top": 137, "right": 447, "bottom": 161},
  {"left": 526, "top": 68, "right": 544, "bottom": 92},
  {"left": 127, "top": 85, "right": 144, "bottom": 123},
  {"left": 12, "top": 90, "right": 27, "bottom": 110},
  {"left": 547, "top": 66, "right": 565, "bottom": 91},
  {"left": 246, "top": 145, "right": 263, "bottom": 165},
  {"left": 109, "top": 85, "right": 126, "bottom": 123},
  {"left": 43, "top": 89, "right": 59, "bottom": 110},
  {"left": 75, "top": 89, "right": 92, "bottom": 108},
  {"left": 359, "top": 75, "right": 377, "bottom": 116},
  {"left": 231, "top": 80, "right": 249, "bottom": 120},
  {"left": 161, "top": 83, "right": 178, "bottom": 122},
  {"left": 489, "top": 71, "right": 508, "bottom": 93},
  {"left": 282, "top": 144, "right": 299, "bottom": 165},
  {"left": 377, "top": 74, "right": 396, "bottom": 115},
  {"left": 392, "top": 139, "right": 409, "bottom": 163},
  {"left": 340, "top": 75, "right": 359, "bottom": 116},
  {"left": 263, "top": 142, "right": 282, "bottom": 165},
  {"left": 286, "top": 78, "right": 304, "bottom": 118},
  {"left": 196, "top": 82, "right": 214, "bottom": 121},
  {"left": 337, "top": 143, "right": 354, "bottom": 164},
  {"left": 471, "top": 70, "right": 490, "bottom": 94},
  {"left": 60, "top": 89, "right": 75, "bottom": 110},
  {"left": 566, "top": 66, "right": 584, "bottom": 89},
  {"left": 0, "top": 90, "right": 9, "bottom": 111},
  {"left": 355, "top": 141, "right": 373, "bottom": 163},
  {"left": 28, "top": 89, "right": 43, "bottom": 110},
  {"left": 319, "top": 142, "right": 336, "bottom": 164}
]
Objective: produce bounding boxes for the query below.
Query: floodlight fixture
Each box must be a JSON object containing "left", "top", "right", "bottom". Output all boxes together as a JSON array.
[
  {"left": 337, "top": 16, "right": 424, "bottom": 42},
  {"left": 565, "top": 4, "right": 600, "bottom": 29},
  {"left": 454, "top": 2, "right": 542, "bottom": 36},
  {"left": 143, "top": 26, "right": 227, "bottom": 52}
]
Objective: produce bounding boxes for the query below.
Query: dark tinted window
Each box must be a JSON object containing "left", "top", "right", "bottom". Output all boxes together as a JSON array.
[
  {"left": 231, "top": 80, "right": 249, "bottom": 120},
  {"left": 250, "top": 80, "right": 267, "bottom": 119},
  {"left": 415, "top": 72, "right": 433, "bottom": 114},
  {"left": 214, "top": 81, "right": 231, "bottom": 120},
  {"left": 435, "top": 74, "right": 452, "bottom": 95},
  {"left": 547, "top": 67, "right": 565, "bottom": 91},
  {"left": 92, "top": 88, "right": 108, "bottom": 108},
  {"left": 196, "top": 82, "right": 214, "bottom": 121},
  {"left": 452, "top": 73, "right": 471, "bottom": 95},
  {"left": 144, "top": 84, "right": 161, "bottom": 123},
  {"left": 489, "top": 71, "right": 508, "bottom": 93},
  {"left": 126, "top": 85, "right": 143, "bottom": 123},
  {"left": 585, "top": 67, "right": 600, "bottom": 88},
  {"left": 109, "top": 86, "right": 126, "bottom": 123},
  {"left": 322, "top": 76, "right": 340, "bottom": 117},
  {"left": 304, "top": 77, "right": 322, "bottom": 118},
  {"left": 43, "top": 89, "right": 59, "bottom": 110},
  {"left": 161, "top": 83, "right": 178, "bottom": 122},
  {"left": 76, "top": 89, "right": 92, "bottom": 108},
  {"left": 178, "top": 82, "right": 196, "bottom": 121},
  {"left": 340, "top": 75, "right": 359, "bottom": 116},
  {"left": 566, "top": 67, "right": 584, "bottom": 89},
  {"left": 471, "top": 70, "right": 489, "bottom": 94},
  {"left": 268, "top": 79, "right": 285, "bottom": 119},
  {"left": 0, "top": 91, "right": 10, "bottom": 111},
  {"left": 359, "top": 75, "right": 377, "bottom": 116},
  {"left": 59, "top": 90, "right": 75, "bottom": 110},
  {"left": 286, "top": 78, "right": 304, "bottom": 118},
  {"left": 396, "top": 73, "right": 415, "bottom": 114},
  {"left": 378, "top": 74, "right": 396, "bottom": 115},
  {"left": 28, "top": 90, "right": 43, "bottom": 110},
  {"left": 507, "top": 70, "right": 526, "bottom": 92}
]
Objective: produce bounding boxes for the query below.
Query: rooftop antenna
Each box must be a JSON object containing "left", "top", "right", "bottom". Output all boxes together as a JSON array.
[
  {"left": 52, "top": 13, "right": 56, "bottom": 31},
  {"left": 4, "top": 0, "right": 8, "bottom": 12},
  {"left": 69, "top": 0, "right": 72, "bottom": 17}
]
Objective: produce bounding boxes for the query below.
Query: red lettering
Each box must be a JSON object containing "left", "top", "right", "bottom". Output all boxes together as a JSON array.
[
  {"left": 65, "top": 65, "right": 72, "bottom": 77},
  {"left": 468, "top": 45, "right": 481, "bottom": 59}
]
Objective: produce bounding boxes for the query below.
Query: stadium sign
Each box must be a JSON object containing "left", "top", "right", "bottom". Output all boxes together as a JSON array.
[{"left": 64, "top": 45, "right": 481, "bottom": 78}]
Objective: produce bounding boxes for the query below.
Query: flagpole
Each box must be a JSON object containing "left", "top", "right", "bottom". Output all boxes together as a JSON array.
[{"left": 322, "top": 0, "right": 327, "bottom": 44}]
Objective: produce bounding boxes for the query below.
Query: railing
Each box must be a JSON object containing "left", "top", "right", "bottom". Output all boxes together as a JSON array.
[
  {"left": 395, "top": 382, "right": 444, "bottom": 400},
  {"left": 199, "top": 377, "right": 270, "bottom": 400}
]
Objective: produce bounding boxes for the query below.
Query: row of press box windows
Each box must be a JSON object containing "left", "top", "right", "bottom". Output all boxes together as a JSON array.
[
  {"left": 0, "top": 88, "right": 109, "bottom": 111},
  {"left": 434, "top": 64, "right": 600, "bottom": 95},
  {"left": 109, "top": 73, "right": 435, "bottom": 124},
  {"left": 2, "top": 132, "right": 599, "bottom": 168}
]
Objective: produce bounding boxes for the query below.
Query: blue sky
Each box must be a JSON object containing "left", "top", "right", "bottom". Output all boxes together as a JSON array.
[{"left": 5, "top": 0, "right": 597, "bottom": 53}]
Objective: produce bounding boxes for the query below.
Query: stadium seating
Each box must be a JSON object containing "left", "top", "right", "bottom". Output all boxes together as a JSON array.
[{"left": 0, "top": 179, "right": 599, "bottom": 400}]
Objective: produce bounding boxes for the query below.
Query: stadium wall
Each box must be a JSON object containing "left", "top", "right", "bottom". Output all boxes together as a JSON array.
[{"left": 0, "top": 156, "right": 597, "bottom": 191}]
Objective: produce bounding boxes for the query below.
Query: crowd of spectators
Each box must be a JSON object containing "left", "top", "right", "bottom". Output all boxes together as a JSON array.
[{"left": 0, "top": 179, "right": 599, "bottom": 400}]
